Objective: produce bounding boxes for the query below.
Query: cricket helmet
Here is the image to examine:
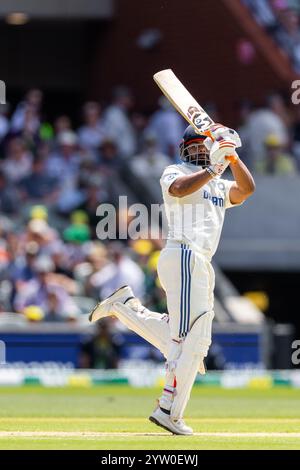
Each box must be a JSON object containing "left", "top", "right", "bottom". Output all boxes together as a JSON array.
[{"left": 179, "top": 125, "right": 210, "bottom": 167}]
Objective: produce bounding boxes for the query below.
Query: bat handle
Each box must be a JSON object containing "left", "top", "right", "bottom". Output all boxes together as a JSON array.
[{"left": 203, "top": 130, "right": 214, "bottom": 141}]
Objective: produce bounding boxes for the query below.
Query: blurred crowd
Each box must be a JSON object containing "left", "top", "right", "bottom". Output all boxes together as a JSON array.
[
  {"left": 243, "top": 0, "right": 300, "bottom": 72},
  {"left": 237, "top": 91, "right": 300, "bottom": 174},
  {"left": 0, "top": 82, "right": 299, "bottom": 368},
  {"left": 0, "top": 87, "right": 175, "bottom": 328}
]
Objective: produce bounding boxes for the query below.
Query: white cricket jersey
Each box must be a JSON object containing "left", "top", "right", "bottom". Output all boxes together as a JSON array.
[{"left": 160, "top": 162, "right": 240, "bottom": 260}]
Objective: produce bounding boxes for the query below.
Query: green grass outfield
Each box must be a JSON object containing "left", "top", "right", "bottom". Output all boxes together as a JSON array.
[{"left": 0, "top": 385, "right": 300, "bottom": 449}]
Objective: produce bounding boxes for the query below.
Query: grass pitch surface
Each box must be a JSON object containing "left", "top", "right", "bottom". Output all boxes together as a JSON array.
[{"left": 0, "top": 385, "right": 300, "bottom": 449}]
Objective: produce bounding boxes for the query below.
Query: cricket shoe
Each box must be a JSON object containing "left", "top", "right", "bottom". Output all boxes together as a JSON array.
[
  {"left": 149, "top": 407, "right": 193, "bottom": 435},
  {"left": 89, "top": 285, "right": 134, "bottom": 323}
]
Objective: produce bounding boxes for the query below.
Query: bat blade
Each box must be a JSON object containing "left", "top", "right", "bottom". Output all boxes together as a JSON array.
[{"left": 153, "top": 69, "right": 214, "bottom": 134}]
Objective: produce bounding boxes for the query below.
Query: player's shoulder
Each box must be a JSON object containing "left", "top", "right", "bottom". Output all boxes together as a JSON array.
[
  {"left": 160, "top": 163, "right": 185, "bottom": 191},
  {"left": 161, "top": 163, "right": 185, "bottom": 178}
]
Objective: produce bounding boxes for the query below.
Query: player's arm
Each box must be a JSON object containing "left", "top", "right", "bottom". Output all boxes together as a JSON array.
[
  {"left": 169, "top": 169, "right": 213, "bottom": 198},
  {"left": 228, "top": 159, "right": 255, "bottom": 204}
]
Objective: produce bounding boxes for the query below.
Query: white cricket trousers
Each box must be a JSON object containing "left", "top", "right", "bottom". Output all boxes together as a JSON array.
[{"left": 157, "top": 242, "right": 215, "bottom": 341}]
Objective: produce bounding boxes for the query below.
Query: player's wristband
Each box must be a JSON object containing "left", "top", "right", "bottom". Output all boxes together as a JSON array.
[{"left": 205, "top": 166, "right": 217, "bottom": 178}]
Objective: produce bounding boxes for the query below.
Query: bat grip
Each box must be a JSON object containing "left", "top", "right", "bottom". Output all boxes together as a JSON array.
[{"left": 203, "top": 130, "right": 214, "bottom": 141}]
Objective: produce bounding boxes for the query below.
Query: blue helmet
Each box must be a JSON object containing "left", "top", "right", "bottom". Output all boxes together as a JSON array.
[{"left": 179, "top": 125, "right": 210, "bottom": 167}]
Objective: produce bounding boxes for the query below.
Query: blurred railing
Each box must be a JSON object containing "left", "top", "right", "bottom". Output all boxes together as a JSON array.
[{"left": 224, "top": 0, "right": 297, "bottom": 82}]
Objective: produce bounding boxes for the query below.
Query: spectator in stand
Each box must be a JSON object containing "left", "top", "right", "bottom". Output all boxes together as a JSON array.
[
  {"left": 43, "top": 292, "right": 73, "bottom": 322},
  {"left": 46, "top": 130, "right": 84, "bottom": 213},
  {"left": 11, "top": 89, "right": 43, "bottom": 134},
  {"left": 241, "top": 93, "right": 290, "bottom": 168},
  {"left": 268, "top": 92, "right": 292, "bottom": 130},
  {"left": 255, "top": 133, "right": 297, "bottom": 174},
  {"left": 63, "top": 210, "right": 91, "bottom": 246},
  {"left": 78, "top": 101, "right": 105, "bottom": 153},
  {"left": 9, "top": 241, "right": 39, "bottom": 285},
  {"left": 98, "top": 137, "right": 133, "bottom": 205},
  {"left": 131, "top": 111, "right": 149, "bottom": 153},
  {"left": 22, "top": 104, "right": 41, "bottom": 140},
  {"left": 35, "top": 140, "right": 52, "bottom": 160},
  {"left": 14, "top": 255, "right": 80, "bottom": 320},
  {"left": 274, "top": 3, "right": 300, "bottom": 72},
  {"left": 80, "top": 242, "right": 108, "bottom": 293},
  {"left": 46, "top": 130, "right": 80, "bottom": 182},
  {"left": 23, "top": 218, "right": 59, "bottom": 258},
  {"left": 54, "top": 115, "right": 73, "bottom": 135},
  {"left": 147, "top": 96, "right": 185, "bottom": 161},
  {"left": 245, "top": 0, "right": 300, "bottom": 72},
  {"left": 48, "top": 240, "right": 74, "bottom": 279},
  {"left": 243, "top": 0, "right": 277, "bottom": 30},
  {"left": 80, "top": 183, "right": 106, "bottom": 230},
  {"left": 103, "top": 86, "right": 137, "bottom": 158},
  {"left": 1, "top": 137, "right": 33, "bottom": 183},
  {"left": 130, "top": 132, "right": 171, "bottom": 178},
  {"left": 62, "top": 227, "right": 90, "bottom": 272},
  {"left": 99, "top": 137, "right": 122, "bottom": 170},
  {"left": 89, "top": 242, "right": 145, "bottom": 301},
  {"left": 0, "top": 169, "right": 20, "bottom": 214},
  {"left": 19, "top": 156, "right": 59, "bottom": 203}
]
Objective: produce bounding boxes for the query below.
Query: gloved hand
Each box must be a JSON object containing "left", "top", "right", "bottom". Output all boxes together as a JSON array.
[
  {"left": 208, "top": 138, "right": 239, "bottom": 166},
  {"left": 204, "top": 123, "right": 242, "bottom": 148}
]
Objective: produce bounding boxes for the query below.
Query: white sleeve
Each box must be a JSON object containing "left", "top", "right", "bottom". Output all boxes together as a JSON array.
[
  {"left": 223, "top": 179, "right": 244, "bottom": 209},
  {"left": 160, "top": 166, "right": 185, "bottom": 194}
]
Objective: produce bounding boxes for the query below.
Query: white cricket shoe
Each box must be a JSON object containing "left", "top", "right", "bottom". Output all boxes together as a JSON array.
[
  {"left": 89, "top": 285, "right": 134, "bottom": 323},
  {"left": 149, "top": 407, "right": 193, "bottom": 435}
]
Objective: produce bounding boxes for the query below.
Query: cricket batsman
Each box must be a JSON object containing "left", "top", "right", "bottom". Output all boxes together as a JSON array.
[{"left": 89, "top": 123, "right": 255, "bottom": 435}]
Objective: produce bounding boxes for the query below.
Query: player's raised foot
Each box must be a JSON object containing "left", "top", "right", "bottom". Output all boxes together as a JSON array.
[
  {"left": 149, "top": 407, "right": 193, "bottom": 435},
  {"left": 89, "top": 285, "right": 134, "bottom": 323}
]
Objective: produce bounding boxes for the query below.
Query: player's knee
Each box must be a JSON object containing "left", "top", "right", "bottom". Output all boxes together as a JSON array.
[{"left": 185, "top": 310, "right": 214, "bottom": 357}]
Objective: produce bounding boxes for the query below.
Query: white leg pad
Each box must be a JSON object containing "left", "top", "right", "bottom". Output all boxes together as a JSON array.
[
  {"left": 166, "top": 340, "right": 183, "bottom": 372},
  {"left": 158, "top": 340, "right": 182, "bottom": 411},
  {"left": 113, "top": 301, "right": 209, "bottom": 376},
  {"left": 171, "top": 310, "right": 214, "bottom": 420},
  {"left": 113, "top": 301, "right": 170, "bottom": 357}
]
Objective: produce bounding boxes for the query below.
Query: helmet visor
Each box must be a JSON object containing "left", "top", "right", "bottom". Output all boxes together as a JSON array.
[{"left": 180, "top": 139, "right": 210, "bottom": 167}]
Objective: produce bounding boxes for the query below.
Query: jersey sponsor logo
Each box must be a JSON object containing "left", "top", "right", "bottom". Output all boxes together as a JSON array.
[{"left": 203, "top": 190, "right": 224, "bottom": 207}]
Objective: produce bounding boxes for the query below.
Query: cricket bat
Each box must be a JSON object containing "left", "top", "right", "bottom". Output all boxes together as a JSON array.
[
  {"left": 153, "top": 69, "right": 214, "bottom": 134},
  {"left": 153, "top": 69, "right": 239, "bottom": 163}
]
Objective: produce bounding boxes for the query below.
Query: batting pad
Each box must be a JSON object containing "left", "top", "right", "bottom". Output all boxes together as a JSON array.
[
  {"left": 171, "top": 310, "right": 214, "bottom": 420},
  {"left": 113, "top": 301, "right": 208, "bottom": 377},
  {"left": 113, "top": 302, "right": 170, "bottom": 357}
]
